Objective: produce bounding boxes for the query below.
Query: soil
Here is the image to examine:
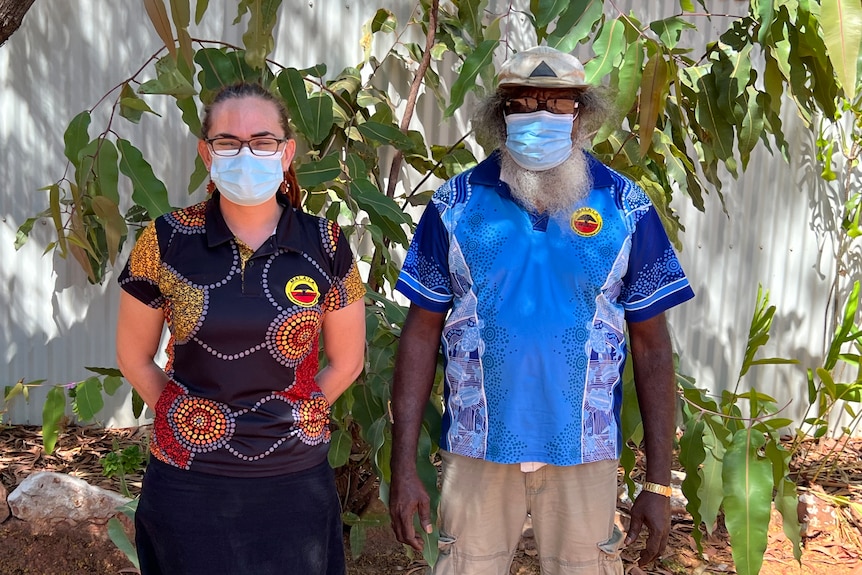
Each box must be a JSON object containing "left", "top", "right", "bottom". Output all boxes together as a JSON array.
[{"left": 1, "top": 425, "right": 861, "bottom": 575}]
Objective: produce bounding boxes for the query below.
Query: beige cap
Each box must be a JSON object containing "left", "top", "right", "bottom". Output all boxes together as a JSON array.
[{"left": 497, "top": 46, "right": 588, "bottom": 88}]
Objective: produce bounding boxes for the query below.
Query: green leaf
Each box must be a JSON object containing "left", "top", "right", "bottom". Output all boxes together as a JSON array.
[
  {"left": 194, "top": 0, "right": 209, "bottom": 24},
  {"left": 820, "top": 0, "right": 862, "bottom": 100},
  {"left": 825, "top": 281, "right": 860, "bottom": 370},
  {"left": 722, "top": 429, "right": 773, "bottom": 575},
  {"left": 119, "top": 84, "right": 157, "bottom": 124},
  {"left": 457, "top": 0, "right": 488, "bottom": 43},
  {"left": 698, "top": 423, "right": 725, "bottom": 534},
  {"left": 138, "top": 57, "right": 196, "bottom": 97},
  {"left": 584, "top": 17, "right": 627, "bottom": 85},
  {"left": 103, "top": 376, "right": 124, "bottom": 396},
  {"left": 118, "top": 138, "right": 173, "bottom": 219},
  {"left": 188, "top": 154, "right": 209, "bottom": 195},
  {"left": 650, "top": 16, "right": 696, "bottom": 50},
  {"left": 360, "top": 9, "right": 397, "bottom": 63},
  {"left": 278, "top": 68, "right": 317, "bottom": 144},
  {"left": 74, "top": 377, "right": 105, "bottom": 421},
  {"left": 765, "top": 439, "right": 803, "bottom": 562},
  {"left": 85, "top": 366, "right": 124, "bottom": 377},
  {"left": 132, "top": 389, "right": 145, "bottom": 419},
  {"left": 679, "top": 418, "right": 706, "bottom": 550},
  {"left": 328, "top": 428, "right": 352, "bottom": 468},
  {"left": 356, "top": 121, "right": 415, "bottom": 152},
  {"left": 91, "top": 196, "right": 128, "bottom": 265},
  {"left": 94, "top": 139, "right": 120, "bottom": 204},
  {"left": 349, "top": 524, "right": 367, "bottom": 559},
  {"left": 533, "top": 0, "right": 570, "bottom": 31},
  {"left": 295, "top": 153, "right": 342, "bottom": 189},
  {"left": 176, "top": 96, "right": 201, "bottom": 138},
  {"left": 195, "top": 48, "right": 238, "bottom": 92},
  {"left": 445, "top": 39, "right": 497, "bottom": 118},
  {"left": 64, "top": 111, "right": 91, "bottom": 169},
  {"left": 239, "top": 0, "right": 282, "bottom": 70},
  {"left": 349, "top": 179, "right": 410, "bottom": 247},
  {"left": 15, "top": 216, "right": 41, "bottom": 251},
  {"left": 547, "top": 0, "right": 603, "bottom": 53},
  {"left": 41, "top": 386, "right": 67, "bottom": 454},
  {"left": 108, "top": 516, "right": 140, "bottom": 569}
]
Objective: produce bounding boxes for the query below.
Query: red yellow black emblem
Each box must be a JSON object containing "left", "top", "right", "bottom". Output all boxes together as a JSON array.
[
  {"left": 571, "top": 207, "right": 602, "bottom": 237},
  {"left": 285, "top": 276, "right": 321, "bottom": 307}
]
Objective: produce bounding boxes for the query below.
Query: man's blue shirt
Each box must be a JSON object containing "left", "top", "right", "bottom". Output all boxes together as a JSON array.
[{"left": 396, "top": 151, "right": 694, "bottom": 466}]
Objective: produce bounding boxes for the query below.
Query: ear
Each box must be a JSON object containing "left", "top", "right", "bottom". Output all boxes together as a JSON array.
[
  {"left": 198, "top": 139, "right": 213, "bottom": 169},
  {"left": 281, "top": 139, "right": 297, "bottom": 172}
]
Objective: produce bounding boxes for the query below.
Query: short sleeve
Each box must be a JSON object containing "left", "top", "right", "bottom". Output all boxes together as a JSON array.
[
  {"left": 394, "top": 203, "right": 453, "bottom": 313},
  {"left": 620, "top": 206, "right": 694, "bottom": 322},
  {"left": 321, "top": 222, "right": 365, "bottom": 312},
  {"left": 117, "top": 221, "right": 165, "bottom": 308}
]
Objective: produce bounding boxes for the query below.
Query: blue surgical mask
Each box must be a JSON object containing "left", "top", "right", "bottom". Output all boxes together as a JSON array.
[
  {"left": 505, "top": 110, "right": 575, "bottom": 171},
  {"left": 210, "top": 148, "right": 285, "bottom": 206}
]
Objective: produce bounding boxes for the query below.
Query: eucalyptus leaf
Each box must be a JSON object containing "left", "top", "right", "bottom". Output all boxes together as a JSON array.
[{"left": 118, "top": 138, "right": 173, "bottom": 218}]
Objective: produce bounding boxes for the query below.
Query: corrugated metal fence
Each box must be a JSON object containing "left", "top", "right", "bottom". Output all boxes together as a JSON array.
[{"left": 0, "top": 1, "right": 853, "bottom": 431}]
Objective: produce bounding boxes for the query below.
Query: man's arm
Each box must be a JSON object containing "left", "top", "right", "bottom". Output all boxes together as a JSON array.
[
  {"left": 623, "top": 312, "right": 675, "bottom": 566},
  {"left": 389, "top": 303, "right": 446, "bottom": 552}
]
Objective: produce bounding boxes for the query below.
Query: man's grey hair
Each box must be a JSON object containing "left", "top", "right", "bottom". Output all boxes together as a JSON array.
[{"left": 472, "top": 85, "right": 612, "bottom": 153}]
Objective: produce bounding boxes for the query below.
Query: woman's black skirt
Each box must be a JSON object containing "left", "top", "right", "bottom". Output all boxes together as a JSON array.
[{"left": 134, "top": 458, "right": 346, "bottom": 575}]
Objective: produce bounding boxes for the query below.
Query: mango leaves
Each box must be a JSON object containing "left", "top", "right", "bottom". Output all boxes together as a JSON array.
[{"left": 677, "top": 287, "right": 802, "bottom": 575}]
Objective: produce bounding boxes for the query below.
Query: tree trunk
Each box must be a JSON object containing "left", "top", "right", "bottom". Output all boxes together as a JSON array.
[{"left": 0, "top": 0, "right": 36, "bottom": 48}]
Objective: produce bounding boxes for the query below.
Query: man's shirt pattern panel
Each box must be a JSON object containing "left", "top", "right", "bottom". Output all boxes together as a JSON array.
[
  {"left": 395, "top": 151, "right": 694, "bottom": 466},
  {"left": 118, "top": 193, "right": 365, "bottom": 477}
]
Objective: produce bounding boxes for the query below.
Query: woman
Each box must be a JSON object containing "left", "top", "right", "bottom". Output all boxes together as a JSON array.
[{"left": 116, "top": 82, "right": 366, "bottom": 575}]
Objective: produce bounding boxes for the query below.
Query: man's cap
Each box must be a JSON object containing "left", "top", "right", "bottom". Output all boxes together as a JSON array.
[{"left": 497, "top": 46, "right": 588, "bottom": 89}]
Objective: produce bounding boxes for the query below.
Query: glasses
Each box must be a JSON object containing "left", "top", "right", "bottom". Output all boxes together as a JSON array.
[
  {"left": 503, "top": 97, "right": 580, "bottom": 115},
  {"left": 206, "top": 137, "right": 286, "bottom": 157}
]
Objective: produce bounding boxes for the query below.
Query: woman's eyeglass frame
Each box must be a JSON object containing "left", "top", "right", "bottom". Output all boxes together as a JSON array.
[{"left": 206, "top": 137, "right": 287, "bottom": 157}]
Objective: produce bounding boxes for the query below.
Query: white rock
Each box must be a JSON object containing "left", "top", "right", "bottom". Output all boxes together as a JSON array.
[{"left": 7, "top": 471, "right": 130, "bottom": 527}]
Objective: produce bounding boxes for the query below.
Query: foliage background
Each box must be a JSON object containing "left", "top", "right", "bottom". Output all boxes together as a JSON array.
[
  {"left": 0, "top": 0, "right": 852, "bottom": 429},
  {"left": 1, "top": 1, "right": 860, "bottom": 572}
]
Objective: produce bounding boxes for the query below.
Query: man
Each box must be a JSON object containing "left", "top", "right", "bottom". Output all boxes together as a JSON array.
[{"left": 389, "top": 45, "right": 695, "bottom": 575}]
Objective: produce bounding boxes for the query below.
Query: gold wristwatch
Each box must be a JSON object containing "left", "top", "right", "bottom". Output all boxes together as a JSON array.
[{"left": 642, "top": 481, "right": 673, "bottom": 497}]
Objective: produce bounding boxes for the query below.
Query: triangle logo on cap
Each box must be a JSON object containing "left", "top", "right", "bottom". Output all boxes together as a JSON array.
[{"left": 530, "top": 61, "right": 557, "bottom": 78}]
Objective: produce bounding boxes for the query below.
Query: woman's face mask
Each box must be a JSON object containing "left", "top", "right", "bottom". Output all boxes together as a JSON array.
[
  {"left": 210, "top": 148, "right": 285, "bottom": 206},
  {"left": 504, "top": 110, "right": 575, "bottom": 171}
]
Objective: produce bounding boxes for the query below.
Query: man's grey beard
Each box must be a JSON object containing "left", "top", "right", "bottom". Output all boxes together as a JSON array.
[{"left": 499, "top": 144, "right": 593, "bottom": 215}]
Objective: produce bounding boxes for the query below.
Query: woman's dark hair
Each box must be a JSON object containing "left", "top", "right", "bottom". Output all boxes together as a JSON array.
[{"left": 201, "top": 83, "right": 302, "bottom": 208}]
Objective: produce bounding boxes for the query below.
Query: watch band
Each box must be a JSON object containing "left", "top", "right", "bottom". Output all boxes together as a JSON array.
[{"left": 642, "top": 481, "right": 673, "bottom": 497}]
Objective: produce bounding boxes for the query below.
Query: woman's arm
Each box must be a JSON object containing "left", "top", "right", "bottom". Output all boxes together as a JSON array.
[
  {"left": 116, "top": 291, "right": 169, "bottom": 410},
  {"left": 316, "top": 298, "right": 366, "bottom": 404}
]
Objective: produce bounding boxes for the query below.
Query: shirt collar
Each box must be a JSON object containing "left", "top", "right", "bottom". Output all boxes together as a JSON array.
[
  {"left": 205, "top": 191, "right": 304, "bottom": 252},
  {"left": 469, "top": 149, "right": 615, "bottom": 192}
]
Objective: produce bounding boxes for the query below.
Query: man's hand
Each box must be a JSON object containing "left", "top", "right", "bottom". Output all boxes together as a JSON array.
[
  {"left": 389, "top": 469, "right": 433, "bottom": 551},
  {"left": 624, "top": 490, "right": 671, "bottom": 566}
]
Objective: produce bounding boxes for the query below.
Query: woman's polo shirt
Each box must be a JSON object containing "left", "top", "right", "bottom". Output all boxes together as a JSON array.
[{"left": 118, "top": 192, "right": 365, "bottom": 477}]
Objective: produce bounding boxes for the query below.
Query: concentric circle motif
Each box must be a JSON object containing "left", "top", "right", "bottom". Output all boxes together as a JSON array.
[
  {"left": 293, "top": 395, "right": 331, "bottom": 445},
  {"left": 168, "top": 395, "right": 235, "bottom": 453},
  {"left": 268, "top": 310, "right": 321, "bottom": 366}
]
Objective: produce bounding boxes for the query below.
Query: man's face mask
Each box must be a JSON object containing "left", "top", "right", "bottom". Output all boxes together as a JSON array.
[{"left": 504, "top": 110, "right": 575, "bottom": 171}]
